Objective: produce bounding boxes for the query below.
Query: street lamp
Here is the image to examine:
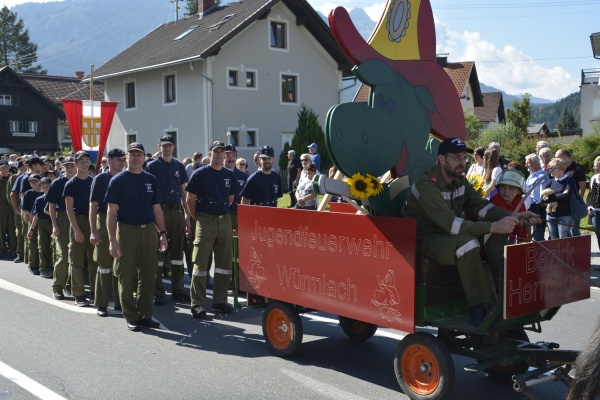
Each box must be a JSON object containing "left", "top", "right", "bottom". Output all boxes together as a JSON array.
[{"left": 591, "top": 32, "right": 600, "bottom": 59}]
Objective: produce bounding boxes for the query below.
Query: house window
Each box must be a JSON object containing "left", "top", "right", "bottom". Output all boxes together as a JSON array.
[
  {"left": 164, "top": 74, "right": 176, "bottom": 104},
  {"left": 229, "top": 130, "right": 239, "bottom": 146},
  {"left": 270, "top": 21, "right": 286, "bottom": 49},
  {"left": 7, "top": 121, "right": 22, "bottom": 132},
  {"left": 245, "top": 71, "right": 256, "bottom": 88},
  {"left": 127, "top": 134, "right": 137, "bottom": 145},
  {"left": 593, "top": 92, "right": 600, "bottom": 119},
  {"left": 228, "top": 70, "right": 238, "bottom": 87},
  {"left": 125, "top": 81, "right": 136, "bottom": 109},
  {"left": 281, "top": 75, "right": 297, "bottom": 103},
  {"left": 61, "top": 126, "right": 71, "bottom": 141},
  {"left": 27, "top": 121, "right": 41, "bottom": 133},
  {"left": 0, "top": 94, "right": 13, "bottom": 105},
  {"left": 247, "top": 130, "right": 256, "bottom": 147}
]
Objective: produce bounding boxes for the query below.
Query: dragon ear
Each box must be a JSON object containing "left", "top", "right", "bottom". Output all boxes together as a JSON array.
[
  {"left": 354, "top": 59, "right": 398, "bottom": 86},
  {"left": 415, "top": 86, "right": 434, "bottom": 113}
]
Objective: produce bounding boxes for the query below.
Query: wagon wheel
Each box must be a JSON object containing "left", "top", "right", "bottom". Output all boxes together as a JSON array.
[
  {"left": 262, "top": 302, "right": 303, "bottom": 358},
  {"left": 394, "top": 332, "right": 455, "bottom": 400},
  {"left": 484, "top": 328, "right": 530, "bottom": 381},
  {"left": 338, "top": 316, "right": 378, "bottom": 341}
]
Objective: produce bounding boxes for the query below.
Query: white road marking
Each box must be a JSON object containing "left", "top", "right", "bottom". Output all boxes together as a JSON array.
[
  {"left": 0, "top": 360, "right": 67, "bottom": 400},
  {"left": 280, "top": 368, "right": 370, "bottom": 400}
]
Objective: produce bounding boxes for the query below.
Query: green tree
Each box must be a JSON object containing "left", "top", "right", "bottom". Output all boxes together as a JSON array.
[
  {"left": 464, "top": 111, "right": 483, "bottom": 144},
  {"left": 505, "top": 93, "right": 531, "bottom": 136},
  {"left": 185, "top": 0, "right": 198, "bottom": 15},
  {"left": 557, "top": 107, "right": 578, "bottom": 132},
  {"left": 278, "top": 104, "right": 330, "bottom": 173},
  {"left": 0, "top": 6, "right": 46, "bottom": 74}
]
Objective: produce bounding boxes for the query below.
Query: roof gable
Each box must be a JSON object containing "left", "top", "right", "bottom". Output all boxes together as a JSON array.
[
  {"left": 92, "top": 0, "right": 351, "bottom": 80},
  {"left": 474, "top": 92, "right": 505, "bottom": 123},
  {"left": 442, "top": 61, "right": 483, "bottom": 107},
  {"left": 20, "top": 74, "right": 104, "bottom": 103},
  {"left": 0, "top": 66, "right": 64, "bottom": 115}
]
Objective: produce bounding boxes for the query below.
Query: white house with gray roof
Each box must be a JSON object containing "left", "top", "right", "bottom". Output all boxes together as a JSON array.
[{"left": 91, "top": 0, "right": 351, "bottom": 166}]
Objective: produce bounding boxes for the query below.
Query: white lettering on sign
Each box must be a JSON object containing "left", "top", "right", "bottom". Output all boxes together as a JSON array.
[{"left": 276, "top": 265, "right": 358, "bottom": 302}]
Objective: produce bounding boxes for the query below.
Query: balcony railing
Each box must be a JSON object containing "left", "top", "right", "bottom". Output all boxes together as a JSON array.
[{"left": 581, "top": 68, "right": 600, "bottom": 84}]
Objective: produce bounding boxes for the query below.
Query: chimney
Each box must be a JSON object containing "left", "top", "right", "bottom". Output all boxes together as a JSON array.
[
  {"left": 435, "top": 54, "right": 449, "bottom": 67},
  {"left": 75, "top": 71, "right": 84, "bottom": 79},
  {"left": 198, "top": 0, "right": 215, "bottom": 17}
]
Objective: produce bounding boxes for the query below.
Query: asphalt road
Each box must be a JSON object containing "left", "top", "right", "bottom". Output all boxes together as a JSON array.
[{"left": 1, "top": 242, "right": 599, "bottom": 400}]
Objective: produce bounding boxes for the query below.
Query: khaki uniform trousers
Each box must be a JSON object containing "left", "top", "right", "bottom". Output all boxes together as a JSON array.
[
  {"left": 115, "top": 222, "right": 158, "bottom": 323},
  {"left": 52, "top": 211, "right": 71, "bottom": 292},
  {"left": 423, "top": 232, "right": 508, "bottom": 306},
  {"left": 190, "top": 213, "right": 232, "bottom": 307},
  {"left": 37, "top": 219, "right": 53, "bottom": 273},
  {"left": 68, "top": 214, "right": 97, "bottom": 298},
  {"left": 184, "top": 216, "right": 196, "bottom": 278},
  {"left": 15, "top": 210, "right": 24, "bottom": 259},
  {"left": 94, "top": 213, "right": 120, "bottom": 309},
  {"left": 155, "top": 204, "right": 185, "bottom": 297},
  {"left": 24, "top": 214, "right": 38, "bottom": 267},
  {"left": 0, "top": 200, "right": 16, "bottom": 252}
]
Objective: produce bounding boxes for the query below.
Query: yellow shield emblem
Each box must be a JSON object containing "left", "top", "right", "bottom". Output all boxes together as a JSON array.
[{"left": 82, "top": 117, "right": 100, "bottom": 148}]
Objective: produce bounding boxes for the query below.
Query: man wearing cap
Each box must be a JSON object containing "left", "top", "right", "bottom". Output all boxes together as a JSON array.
[
  {"left": 21, "top": 173, "right": 44, "bottom": 274},
  {"left": 402, "top": 138, "right": 540, "bottom": 326},
  {"left": 64, "top": 151, "right": 97, "bottom": 307},
  {"left": 240, "top": 146, "right": 283, "bottom": 207},
  {"left": 224, "top": 144, "right": 247, "bottom": 231},
  {"left": 0, "top": 160, "right": 16, "bottom": 259},
  {"left": 10, "top": 156, "right": 45, "bottom": 263},
  {"left": 27, "top": 177, "right": 53, "bottom": 278},
  {"left": 89, "top": 148, "right": 126, "bottom": 317},
  {"left": 106, "top": 142, "right": 168, "bottom": 332},
  {"left": 47, "top": 157, "right": 77, "bottom": 300},
  {"left": 145, "top": 135, "right": 191, "bottom": 305},
  {"left": 185, "top": 141, "right": 236, "bottom": 318},
  {"left": 307, "top": 143, "right": 321, "bottom": 172}
]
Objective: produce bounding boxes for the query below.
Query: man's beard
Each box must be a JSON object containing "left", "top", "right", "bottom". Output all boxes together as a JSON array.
[
  {"left": 262, "top": 163, "right": 272, "bottom": 171},
  {"left": 443, "top": 162, "right": 464, "bottom": 179}
]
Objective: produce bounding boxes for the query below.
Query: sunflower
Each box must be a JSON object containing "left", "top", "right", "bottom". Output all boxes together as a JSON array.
[
  {"left": 366, "top": 174, "right": 384, "bottom": 196},
  {"left": 345, "top": 172, "right": 375, "bottom": 200},
  {"left": 467, "top": 173, "right": 486, "bottom": 198}
]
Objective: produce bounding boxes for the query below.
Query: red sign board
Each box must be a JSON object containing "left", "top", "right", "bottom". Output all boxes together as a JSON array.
[
  {"left": 329, "top": 202, "right": 359, "bottom": 214},
  {"left": 238, "top": 206, "right": 417, "bottom": 334},
  {"left": 504, "top": 236, "right": 591, "bottom": 319}
]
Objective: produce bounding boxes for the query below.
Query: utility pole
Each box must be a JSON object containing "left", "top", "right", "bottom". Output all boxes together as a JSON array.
[{"left": 171, "top": 0, "right": 182, "bottom": 21}]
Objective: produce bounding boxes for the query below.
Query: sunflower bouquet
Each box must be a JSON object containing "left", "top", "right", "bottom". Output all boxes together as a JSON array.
[
  {"left": 467, "top": 173, "right": 485, "bottom": 197},
  {"left": 344, "top": 172, "right": 384, "bottom": 200}
]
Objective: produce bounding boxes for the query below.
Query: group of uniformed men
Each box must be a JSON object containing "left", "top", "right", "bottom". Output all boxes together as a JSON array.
[{"left": 2, "top": 135, "right": 283, "bottom": 331}]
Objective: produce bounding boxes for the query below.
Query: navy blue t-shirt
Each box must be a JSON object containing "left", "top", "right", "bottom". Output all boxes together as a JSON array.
[
  {"left": 32, "top": 195, "right": 50, "bottom": 220},
  {"left": 22, "top": 189, "right": 42, "bottom": 213},
  {"left": 240, "top": 170, "right": 283, "bottom": 207},
  {"left": 90, "top": 171, "right": 114, "bottom": 214},
  {"left": 105, "top": 170, "right": 162, "bottom": 225},
  {"left": 146, "top": 157, "right": 188, "bottom": 205},
  {"left": 11, "top": 173, "right": 27, "bottom": 194},
  {"left": 45, "top": 176, "right": 68, "bottom": 211},
  {"left": 63, "top": 176, "right": 93, "bottom": 215},
  {"left": 186, "top": 166, "right": 236, "bottom": 215},
  {"left": 19, "top": 173, "right": 33, "bottom": 194},
  {"left": 230, "top": 167, "right": 248, "bottom": 213}
]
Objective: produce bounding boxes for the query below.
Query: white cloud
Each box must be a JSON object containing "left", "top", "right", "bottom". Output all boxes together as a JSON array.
[
  {"left": 363, "top": 2, "right": 386, "bottom": 22},
  {"left": 2, "top": 0, "right": 61, "bottom": 7}
]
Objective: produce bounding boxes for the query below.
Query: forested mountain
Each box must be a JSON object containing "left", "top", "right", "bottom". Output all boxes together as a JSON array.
[{"left": 530, "top": 92, "right": 580, "bottom": 130}]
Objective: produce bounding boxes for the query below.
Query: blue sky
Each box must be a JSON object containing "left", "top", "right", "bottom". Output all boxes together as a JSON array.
[{"left": 3, "top": 0, "right": 600, "bottom": 101}]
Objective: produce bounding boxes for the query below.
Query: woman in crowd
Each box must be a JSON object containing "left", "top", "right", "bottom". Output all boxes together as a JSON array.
[
  {"left": 483, "top": 148, "right": 502, "bottom": 199},
  {"left": 543, "top": 157, "right": 575, "bottom": 239},
  {"left": 588, "top": 156, "right": 600, "bottom": 250},
  {"left": 466, "top": 146, "right": 484, "bottom": 178},
  {"left": 295, "top": 163, "right": 318, "bottom": 210}
]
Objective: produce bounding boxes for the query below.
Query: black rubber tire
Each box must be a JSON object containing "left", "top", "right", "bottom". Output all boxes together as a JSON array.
[
  {"left": 484, "top": 328, "right": 530, "bottom": 381},
  {"left": 394, "top": 332, "right": 455, "bottom": 400},
  {"left": 338, "top": 316, "right": 378, "bottom": 341},
  {"left": 262, "top": 302, "right": 303, "bottom": 358}
]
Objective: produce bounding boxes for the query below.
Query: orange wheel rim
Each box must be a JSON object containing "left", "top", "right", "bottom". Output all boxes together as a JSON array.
[
  {"left": 266, "top": 309, "right": 292, "bottom": 350},
  {"left": 400, "top": 344, "right": 441, "bottom": 395}
]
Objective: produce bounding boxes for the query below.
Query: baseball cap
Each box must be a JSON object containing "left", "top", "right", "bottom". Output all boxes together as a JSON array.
[
  {"left": 307, "top": 143, "right": 318, "bottom": 149},
  {"left": 159, "top": 135, "right": 175, "bottom": 145},
  {"left": 108, "top": 148, "right": 126, "bottom": 159},
  {"left": 258, "top": 145, "right": 275, "bottom": 158},
  {"left": 39, "top": 177, "right": 52, "bottom": 184},
  {"left": 9, "top": 166, "right": 17, "bottom": 174},
  {"left": 0, "top": 160, "right": 8, "bottom": 167},
  {"left": 28, "top": 173, "right": 43, "bottom": 181},
  {"left": 437, "top": 138, "right": 474, "bottom": 156},
  {"left": 127, "top": 142, "right": 145, "bottom": 153},
  {"left": 74, "top": 150, "right": 90, "bottom": 160},
  {"left": 209, "top": 141, "right": 225, "bottom": 151},
  {"left": 62, "top": 156, "right": 75, "bottom": 165},
  {"left": 224, "top": 144, "right": 237, "bottom": 153},
  {"left": 497, "top": 169, "right": 525, "bottom": 191}
]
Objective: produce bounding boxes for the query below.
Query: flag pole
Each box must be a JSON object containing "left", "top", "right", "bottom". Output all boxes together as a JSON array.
[{"left": 89, "top": 64, "right": 94, "bottom": 101}]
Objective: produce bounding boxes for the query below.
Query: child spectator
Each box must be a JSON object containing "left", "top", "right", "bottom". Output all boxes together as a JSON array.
[{"left": 490, "top": 169, "right": 527, "bottom": 242}]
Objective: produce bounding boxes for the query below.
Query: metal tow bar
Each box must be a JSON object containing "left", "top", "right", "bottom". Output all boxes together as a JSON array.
[{"left": 512, "top": 366, "right": 573, "bottom": 400}]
